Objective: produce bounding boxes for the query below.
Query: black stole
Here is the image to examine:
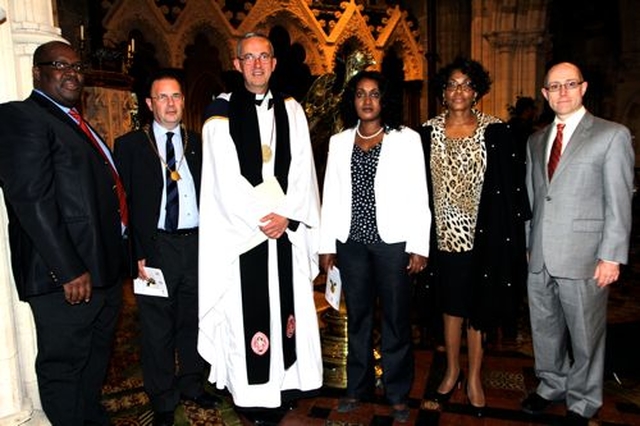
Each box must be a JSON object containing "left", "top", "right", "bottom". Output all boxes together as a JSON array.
[{"left": 228, "top": 86, "right": 297, "bottom": 384}]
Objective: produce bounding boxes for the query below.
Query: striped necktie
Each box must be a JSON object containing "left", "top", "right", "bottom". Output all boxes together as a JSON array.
[
  {"left": 164, "top": 132, "right": 179, "bottom": 231},
  {"left": 547, "top": 123, "right": 565, "bottom": 180}
]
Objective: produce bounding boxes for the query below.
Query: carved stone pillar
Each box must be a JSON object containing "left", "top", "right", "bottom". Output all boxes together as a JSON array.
[
  {"left": 0, "top": 192, "right": 47, "bottom": 425},
  {"left": 482, "top": 30, "right": 546, "bottom": 119},
  {"left": 471, "top": 0, "right": 548, "bottom": 120}
]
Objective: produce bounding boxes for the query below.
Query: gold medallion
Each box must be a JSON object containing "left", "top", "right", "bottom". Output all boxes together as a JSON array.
[
  {"left": 170, "top": 170, "right": 181, "bottom": 181},
  {"left": 261, "top": 144, "right": 273, "bottom": 163}
]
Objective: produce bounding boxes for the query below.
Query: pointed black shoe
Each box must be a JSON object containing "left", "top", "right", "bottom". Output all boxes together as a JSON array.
[
  {"left": 465, "top": 387, "right": 486, "bottom": 417},
  {"left": 521, "top": 392, "right": 554, "bottom": 415},
  {"left": 238, "top": 408, "right": 286, "bottom": 426},
  {"left": 427, "top": 371, "right": 464, "bottom": 404}
]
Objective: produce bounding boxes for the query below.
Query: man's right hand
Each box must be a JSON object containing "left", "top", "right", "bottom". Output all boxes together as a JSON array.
[{"left": 63, "top": 272, "right": 92, "bottom": 304}]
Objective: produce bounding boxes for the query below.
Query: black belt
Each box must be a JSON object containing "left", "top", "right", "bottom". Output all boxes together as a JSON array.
[{"left": 157, "top": 227, "right": 198, "bottom": 236}]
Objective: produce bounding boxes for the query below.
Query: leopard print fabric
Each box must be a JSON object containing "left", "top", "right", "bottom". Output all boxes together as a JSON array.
[{"left": 426, "top": 110, "right": 501, "bottom": 252}]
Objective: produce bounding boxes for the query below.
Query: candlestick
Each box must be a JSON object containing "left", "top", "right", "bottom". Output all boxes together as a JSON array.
[{"left": 80, "top": 24, "right": 85, "bottom": 41}]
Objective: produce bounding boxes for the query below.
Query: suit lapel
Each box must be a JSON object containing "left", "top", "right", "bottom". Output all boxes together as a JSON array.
[
  {"left": 536, "top": 126, "right": 553, "bottom": 184},
  {"left": 30, "top": 91, "right": 111, "bottom": 157},
  {"left": 141, "top": 126, "right": 165, "bottom": 189},
  {"left": 30, "top": 91, "right": 78, "bottom": 131}
]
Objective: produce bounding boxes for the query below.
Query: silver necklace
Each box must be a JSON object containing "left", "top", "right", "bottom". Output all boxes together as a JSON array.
[{"left": 356, "top": 125, "right": 384, "bottom": 140}]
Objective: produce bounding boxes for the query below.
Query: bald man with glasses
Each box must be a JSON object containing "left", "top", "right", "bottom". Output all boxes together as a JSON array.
[{"left": 523, "top": 61, "right": 634, "bottom": 425}]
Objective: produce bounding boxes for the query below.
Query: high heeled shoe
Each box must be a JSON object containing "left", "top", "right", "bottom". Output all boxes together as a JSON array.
[
  {"left": 465, "top": 386, "right": 486, "bottom": 417},
  {"left": 428, "top": 371, "right": 464, "bottom": 404}
]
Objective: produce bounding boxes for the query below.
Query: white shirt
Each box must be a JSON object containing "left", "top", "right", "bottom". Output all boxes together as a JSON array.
[
  {"left": 153, "top": 121, "right": 199, "bottom": 229},
  {"left": 546, "top": 106, "right": 587, "bottom": 161}
]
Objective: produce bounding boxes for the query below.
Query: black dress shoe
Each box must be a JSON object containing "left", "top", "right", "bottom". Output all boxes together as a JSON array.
[
  {"left": 182, "top": 392, "right": 223, "bottom": 409},
  {"left": 153, "top": 411, "right": 174, "bottom": 426},
  {"left": 238, "top": 408, "right": 285, "bottom": 425},
  {"left": 565, "top": 410, "right": 590, "bottom": 426},
  {"left": 279, "top": 399, "right": 298, "bottom": 411},
  {"left": 521, "top": 393, "right": 554, "bottom": 415}
]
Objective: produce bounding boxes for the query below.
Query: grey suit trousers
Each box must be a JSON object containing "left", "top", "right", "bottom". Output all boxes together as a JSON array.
[{"left": 527, "top": 267, "right": 608, "bottom": 417}]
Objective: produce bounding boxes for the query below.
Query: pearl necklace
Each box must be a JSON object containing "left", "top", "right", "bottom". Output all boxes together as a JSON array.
[{"left": 356, "top": 125, "right": 384, "bottom": 140}]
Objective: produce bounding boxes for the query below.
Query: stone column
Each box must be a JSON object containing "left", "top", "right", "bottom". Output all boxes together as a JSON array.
[
  {"left": 470, "top": 0, "right": 548, "bottom": 120},
  {"left": 482, "top": 30, "right": 546, "bottom": 120}
]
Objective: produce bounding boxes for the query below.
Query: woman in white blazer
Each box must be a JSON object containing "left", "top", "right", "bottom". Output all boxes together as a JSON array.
[{"left": 319, "top": 70, "right": 431, "bottom": 423}]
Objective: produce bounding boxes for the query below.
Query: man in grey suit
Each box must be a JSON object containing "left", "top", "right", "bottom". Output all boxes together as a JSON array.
[{"left": 522, "top": 61, "right": 634, "bottom": 425}]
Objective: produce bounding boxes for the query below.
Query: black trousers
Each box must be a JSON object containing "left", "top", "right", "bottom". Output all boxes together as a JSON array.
[
  {"left": 137, "top": 231, "right": 205, "bottom": 412},
  {"left": 28, "top": 281, "right": 122, "bottom": 426},
  {"left": 336, "top": 239, "right": 414, "bottom": 405}
]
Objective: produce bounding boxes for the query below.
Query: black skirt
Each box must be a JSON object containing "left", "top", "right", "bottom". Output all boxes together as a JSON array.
[{"left": 433, "top": 249, "right": 474, "bottom": 318}]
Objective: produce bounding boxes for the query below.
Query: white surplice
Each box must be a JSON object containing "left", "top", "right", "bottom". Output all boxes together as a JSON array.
[{"left": 198, "top": 92, "right": 323, "bottom": 408}]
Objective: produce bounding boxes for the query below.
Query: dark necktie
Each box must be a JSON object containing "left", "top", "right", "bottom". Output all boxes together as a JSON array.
[
  {"left": 547, "top": 123, "right": 565, "bottom": 180},
  {"left": 68, "top": 108, "right": 128, "bottom": 227},
  {"left": 164, "top": 132, "right": 179, "bottom": 232}
]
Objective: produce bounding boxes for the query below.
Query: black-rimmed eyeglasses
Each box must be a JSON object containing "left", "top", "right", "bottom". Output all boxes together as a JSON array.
[{"left": 37, "top": 61, "right": 87, "bottom": 73}]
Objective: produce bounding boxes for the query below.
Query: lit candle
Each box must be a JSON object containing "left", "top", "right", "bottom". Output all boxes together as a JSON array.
[
  {"left": 130, "top": 38, "right": 135, "bottom": 53},
  {"left": 80, "top": 24, "right": 85, "bottom": 41}
]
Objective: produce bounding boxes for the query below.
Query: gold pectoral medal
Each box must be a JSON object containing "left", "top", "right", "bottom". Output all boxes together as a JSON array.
[
  {"left": 170, "top": 170, "right": 181, "bottom": 181},
  {"left": 261, "top": 144, "right": 273, "bottom": 163}
]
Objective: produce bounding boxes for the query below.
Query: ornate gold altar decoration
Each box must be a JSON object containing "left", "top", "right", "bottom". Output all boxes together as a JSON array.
[
  {"left": 304, "top": 50, "right": 376, "bottom": 136},
  {"left": 319, "top": 300, "right": 383, "bottom": 389},
  {"left": 303, "top": 50, "right": 376, "bottom": 190},
  {"left": 320, "top": 304, "right": 349, "bottom": 388}
]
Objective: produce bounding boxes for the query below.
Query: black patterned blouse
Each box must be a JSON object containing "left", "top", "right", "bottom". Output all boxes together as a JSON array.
[{"left": 348, "top": 142, "right": 383, "bottom": 244}]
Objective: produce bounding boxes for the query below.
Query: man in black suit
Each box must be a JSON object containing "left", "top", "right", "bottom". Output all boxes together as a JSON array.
[
  {"left": 0, "top": 41, "right": 127, "bottom": 425},
  {"left": 114, "top": 70, "right": 220, "bottom": 426}
]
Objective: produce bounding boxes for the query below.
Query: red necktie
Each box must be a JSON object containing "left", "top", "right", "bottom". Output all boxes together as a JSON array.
[
  {"left": 69, "top": 109, "right": 129, "bottom": 227},
  {"left": 547, "top": 123, "right": 565, "bottom": 180}
]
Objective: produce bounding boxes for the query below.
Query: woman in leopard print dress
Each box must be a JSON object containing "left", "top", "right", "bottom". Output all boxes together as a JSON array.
[{"left": 419, "top": 57, "right": 530, "bottom": 415}]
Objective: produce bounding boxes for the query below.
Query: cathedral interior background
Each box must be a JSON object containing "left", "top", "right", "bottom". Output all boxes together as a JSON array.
[
  {"left": 3, "top": 0, "right": 640, "bottom": 424},
  {"left": 50, "top": 0, "right": 640, "bottom": 169}
]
